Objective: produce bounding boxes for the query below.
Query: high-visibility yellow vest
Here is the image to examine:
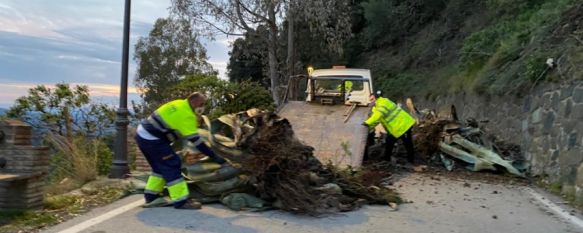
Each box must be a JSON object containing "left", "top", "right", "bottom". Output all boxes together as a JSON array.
[
  {"left": 148, "top": 99, "right": 199, "bottom": 141},
  {"left": 336, "top": 80, "right": 353, "bottom": 92},
  {"left": 365, "top": 97, "right": 415, "bottom": 138}
]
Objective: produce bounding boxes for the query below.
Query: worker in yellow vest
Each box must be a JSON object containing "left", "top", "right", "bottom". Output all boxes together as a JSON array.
[
  {"left": 336, "top": 80, "right": 353, "bottom": 92},
  {"left": 135, "top": 92, "right": 227, "bottom": 209},
  {"left": 363, "top": 91, "right": 416, "bottom": 163}
]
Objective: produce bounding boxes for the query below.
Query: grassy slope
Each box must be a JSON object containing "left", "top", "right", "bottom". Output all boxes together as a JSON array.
[{"left": 355, "top": 0, "right": 583, "bottom": 100}]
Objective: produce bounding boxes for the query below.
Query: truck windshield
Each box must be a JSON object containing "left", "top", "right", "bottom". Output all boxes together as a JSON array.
[{"left": 314, "top": 77, "right": 364, "bottom": 93}]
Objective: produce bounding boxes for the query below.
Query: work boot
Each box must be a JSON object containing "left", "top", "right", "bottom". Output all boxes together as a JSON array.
[
  {"left": 175, "top": 199, "right": 202, "bottom": 209},
  {"left": 144, "top": 193, "right": 159, "bottom": 204}
]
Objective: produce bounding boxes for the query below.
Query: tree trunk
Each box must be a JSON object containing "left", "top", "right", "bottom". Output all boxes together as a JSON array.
[
  {"left": 286, "top": 8, "right": 295, "bottom": 79},
  {"left": 267, "top": 3, "right": 280, "bottom": 105}
]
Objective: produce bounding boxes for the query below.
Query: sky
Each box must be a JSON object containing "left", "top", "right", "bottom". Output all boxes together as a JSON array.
[{"left": 0, "top": 0, "right": 233, "bottom": 108}]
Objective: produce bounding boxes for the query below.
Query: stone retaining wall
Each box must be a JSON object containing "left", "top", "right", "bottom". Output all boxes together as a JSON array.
[{"left": 416, "top": 81, "right": 583, "bottom": 204}]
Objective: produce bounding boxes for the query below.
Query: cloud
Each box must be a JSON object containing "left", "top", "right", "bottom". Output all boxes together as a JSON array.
[
  {"left": 0, "top": 81, "right": 140, "bottom": 108},
  {"left": 56, "top": 55, "right": 120, "bottom": 65},
  {"left": 208, "top": 60, "right": 229, "bottom": 80},
  {"left": 0, "top": 0, "right": 232, "bottom": 107}
]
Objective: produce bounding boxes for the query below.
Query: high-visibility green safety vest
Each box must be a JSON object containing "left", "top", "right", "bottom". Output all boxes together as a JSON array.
[
  {"left": 148, "top": 99, "right": 199, "bottom": 141},
  {"left": 365, "top": 97, "right": 415, "bottom": 138},
  {"left": 336, "top": 80, "right": 353, "bottom": 92}
]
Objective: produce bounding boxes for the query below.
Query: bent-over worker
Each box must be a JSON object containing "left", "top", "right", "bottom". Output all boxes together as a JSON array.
[
  {"left": 135, "top": 92, "right": 227, "bottom": 209},
  {"left": 363, "top": 91, "right": 416, "bottom": 163}
]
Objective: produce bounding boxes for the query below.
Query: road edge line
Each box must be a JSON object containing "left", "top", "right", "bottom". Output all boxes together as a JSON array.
[
  {"left": 58, "top": 199, "right": 144, "bottom": 233},
  {"left": 526, "top": 187, "right": 583, "bottom": 230}
]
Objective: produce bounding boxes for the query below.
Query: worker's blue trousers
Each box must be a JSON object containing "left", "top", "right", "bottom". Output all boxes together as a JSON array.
[{"left": 135, "top": 135, "right": 188, "bottom": 208}]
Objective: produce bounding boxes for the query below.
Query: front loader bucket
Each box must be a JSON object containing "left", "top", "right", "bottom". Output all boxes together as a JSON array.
[{"left": 278, "top": 101, "right": 370, "bottom": 168}]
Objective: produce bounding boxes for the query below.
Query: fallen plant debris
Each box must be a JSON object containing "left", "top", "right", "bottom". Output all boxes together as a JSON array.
[
  {"left": 407, "top": 99, "right": 527, "bottom": 177},
  {"left": 135, "top": 109, "right": 401, "bottom": 215}
]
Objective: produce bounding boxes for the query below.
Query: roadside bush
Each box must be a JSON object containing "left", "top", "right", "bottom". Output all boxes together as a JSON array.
[
  {"left": 171, "top": 74, "right": 274, "bottom": 119},
  {"left": 46, "top": 134, "right": 113, "bottom": 186}
]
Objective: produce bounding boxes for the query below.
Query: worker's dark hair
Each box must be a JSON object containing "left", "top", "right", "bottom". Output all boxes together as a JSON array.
[{"left": 187, "top": 92, "right": 206, "bottom": 102}]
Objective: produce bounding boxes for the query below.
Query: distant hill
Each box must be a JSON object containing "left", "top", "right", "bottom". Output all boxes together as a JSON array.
[{"left": 0, "top": 108, "right": 7, "bottom": 116}]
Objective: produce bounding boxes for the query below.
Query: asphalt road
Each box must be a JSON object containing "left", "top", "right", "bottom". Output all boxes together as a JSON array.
[{"left": 44, "top": 172, "right": 583, "bottom": 233}]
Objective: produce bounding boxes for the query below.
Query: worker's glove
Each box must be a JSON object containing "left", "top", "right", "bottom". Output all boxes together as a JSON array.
[{"left": 361, "top": 122, "right": 369, "bottom": 127}]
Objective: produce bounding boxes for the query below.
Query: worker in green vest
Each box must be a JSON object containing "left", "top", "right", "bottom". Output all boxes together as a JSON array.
[
  {"left": 363, "top": 91, "right": 416, "bottom": 163},
  {"left": 336, "top": 80, "right": 353, "bottom": 92},
  {"left": 135, "top": 92, "right": 227, "bottom": 209}
]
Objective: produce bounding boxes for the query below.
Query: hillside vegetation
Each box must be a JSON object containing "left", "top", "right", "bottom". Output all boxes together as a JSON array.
[{"left": 349, "top": 0, "right": 583, "bottom": 99}]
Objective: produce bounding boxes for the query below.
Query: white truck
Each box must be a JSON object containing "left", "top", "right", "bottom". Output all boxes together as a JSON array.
[{"left": 278, "top": 66, "right": 374, "bottom": 167}]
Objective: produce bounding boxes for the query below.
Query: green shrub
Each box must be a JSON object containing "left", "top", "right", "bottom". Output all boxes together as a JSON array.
[
  {"left": 521, "top": 52, "right": 551, "bottom": 82},
  {"left": 171, "top": 74, "right": 274, "bottom": 119}
]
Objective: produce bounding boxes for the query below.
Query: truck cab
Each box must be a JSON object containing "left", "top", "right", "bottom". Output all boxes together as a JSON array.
[{"left": 306, "top": 67, "right": 374, "bottom": 106}]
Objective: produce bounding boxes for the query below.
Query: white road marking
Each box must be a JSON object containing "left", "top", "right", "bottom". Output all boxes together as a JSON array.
[
  {"left": 58, "top": 199, "right": 144, "bottom": 233},
  {"left": 526, "top": 188, "right": 583, "bottom": 230}
]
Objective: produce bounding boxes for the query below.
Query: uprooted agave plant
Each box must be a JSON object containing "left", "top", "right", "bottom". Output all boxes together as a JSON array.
[{"left": 188, "top": 109, "right": 401, "bottom": 215}]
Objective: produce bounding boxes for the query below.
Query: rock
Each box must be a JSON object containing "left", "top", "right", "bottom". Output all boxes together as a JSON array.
[
  {"left": 531, "top": 108, "right": 543, "bottom": 124},
  {"left": 542, "top": 136, "right": 550, "bottom": 152},
  {"left": 542, "top": 111, "right": 555, "bottom": 134},
  {"left": 568, "top": 133, "right": 578, "bottom": 150},
  {"left": 562, "top": 185, "right": 575, "bottom": 198},
  {"left": 551, "top": 92, "right": 560, "bottom": 112},
  {"left": 550, "top": 150, "right": 559, "bottom": 161},
  {"left": 572, "top": 103, "right": 583, "bottom": 119},
  {"left": 573, "top": 88, "right": 583, "bottom": 103},
  {"left": 522, "top": 119, "right": 529, "bottom": 132},
  {"left": 492, "top": 215, "right": 498, "bottom": 219},
  {"left": 542, "top": 93, "right": 553, "bottom": 110},
  {"left": 575, "top": 163, "right": 583, "bottom": 205},
  {"left": 550, "top": 132, "right": 559, "bottom": 150},
  {"left": 413, "top": 165, "right": 428, "bottom": 172},
  {"left": 81, "top": 186, "right": 98, "bottom": 195},
  {"left": 559, "top": 99, "right": 573, "bottom": 118},
  {"left": 523, "top": 96, "right": 532, "bottom": 113},
  {"left": 560, "top": 86, "right": 574, "bottom": 100},
  {"left": 557, "top": 152, "right": 581, "bottom": 185},
  {"left": 559, "top": 150, "right": 583, "bottom": 170},
  {"left": 389, "top": 202, "right": 399, "bottom": 211}
]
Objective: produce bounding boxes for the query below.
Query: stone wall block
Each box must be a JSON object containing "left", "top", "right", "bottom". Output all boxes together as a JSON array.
[
  {"left": 561, "top": 85, "right": 574, "bottom": 100},
  {"left": 551, "top": 92, "right": 560, "bottom": 112},
  {"left": 531, "top": 108, "right": 543, "bottom": 124},
  {"left": 573, "top": 87, "right": 583, "bottom": 103},
  {"left": 576, "top": 163, "right": 583, "bottom": 205},
  {"left": 542, "top": 93, "right": 553, "bottom": 111},
  {"left": 542, "top": 111, "right": 555, "bottom": 135}
]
